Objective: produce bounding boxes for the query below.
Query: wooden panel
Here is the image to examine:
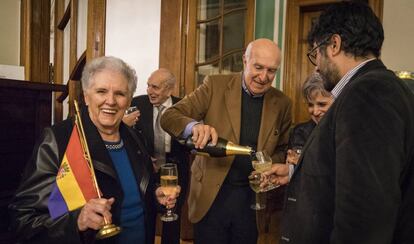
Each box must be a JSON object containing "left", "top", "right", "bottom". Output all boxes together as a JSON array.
[
  {"left": 184, "top": 0, "right": 197, "bottom": 94},
  {"left": 296, "top": 10, "right": 323, "bottom": 123},
  {"left": 20, "top": 0, "right": 30, "bottom": 75},
  {"left": 70, "top": 0, "right": 78, "bottom": 72},
  {"left": 86, "top": 0, "right": 106, "bottom": 61},
  {"left": 159, "top": 0, "right": 186, "bottom": 97},
  {"left": 20, "top": 0, "right": 51, "bottom": 82},
  {"left": 245, "top": 0, "right": 255, "bottom": 45},
  {"left": 68, "top": 0, "right": 80, "bottom": 116},
  {"left": 369, "top": 0, "right": 384, "bottom": 20},
  {"left": 0, "top": 79, "right": 66, "bottom": 243},
  {"left": 54, "top": 0, "right": 65, "bottom": 123},
  {"left": 57, "top": 2, "right": 71, "bottom": 30},
  {"left": 29, "top": 0, "right": 51, "bottom": 83}
]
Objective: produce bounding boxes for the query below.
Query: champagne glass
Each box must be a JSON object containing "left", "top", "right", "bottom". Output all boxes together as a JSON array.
[
  {"left": 248, "top": 172, "right": 266, "bottom": 210},
  {"left": 251, "top": 151, "right": 278, "bottom": 192},
  {"left": 252, "top": 151, "right": 272, "bottom": 173},
  {"left": 160, "top": 163, "right": 179, "bottom": 222}
]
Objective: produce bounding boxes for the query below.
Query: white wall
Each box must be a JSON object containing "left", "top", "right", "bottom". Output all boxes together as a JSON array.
[
  {"left": 105, "top": 0, "right": 161, "bottom": 96},
  {"left": 77, "top": 0, "right": 88, "bottom": 59},
  {"left": 381, "top": 0, "right": 414, "bottom": 72},
  {"left": 0, "top": 0, "right": 20, "bottom": 65}
]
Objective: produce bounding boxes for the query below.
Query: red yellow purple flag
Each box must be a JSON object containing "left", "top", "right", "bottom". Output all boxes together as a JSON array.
[{"left": 48, "top": 124, "right": 98, "bottom": 219}]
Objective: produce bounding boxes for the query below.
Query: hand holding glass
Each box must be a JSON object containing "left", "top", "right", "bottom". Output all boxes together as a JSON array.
[
  {"left": 251, "top": 151, "right": 278, "bottom": 192},
  {"left": 125, "top": 106, "right": 138, "bottom": 115},
  {"left": 160, "top": 163, "right": 179, "bottom": 222}
]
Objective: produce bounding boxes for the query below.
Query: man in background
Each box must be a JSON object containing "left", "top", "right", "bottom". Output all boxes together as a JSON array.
[
  {"left": 161, "top": 38, "right": 292, "bottom": 244},
  {"left": 124, "top": 68, "right": 189, "bottom": 244},
  {"left": 266, "top": 2, "right": 414, "bottom": 243}
]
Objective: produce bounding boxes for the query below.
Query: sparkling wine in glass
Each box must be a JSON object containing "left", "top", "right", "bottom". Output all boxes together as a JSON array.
[
  {"left": 251, "top": 151, "right": 279, "bottom": 192},
  {"left": 252, "top": 151, "right": 272, "bottom": 173},
  {"left": 249, "top": 172, "right": 266, "bottom": 210},
  {"left": 160, "top": 163, "right": 179, "bottom": 222}
]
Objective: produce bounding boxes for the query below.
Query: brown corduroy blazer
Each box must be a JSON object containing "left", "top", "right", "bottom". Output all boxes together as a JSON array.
[{"left": 160, "top": 72, "right": 292, "bottom": 223}]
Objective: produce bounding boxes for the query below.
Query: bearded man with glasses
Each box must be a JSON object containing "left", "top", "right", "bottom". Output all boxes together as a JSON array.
[{"left": 265, "top": 1, "right": 414, "bottom": 244}]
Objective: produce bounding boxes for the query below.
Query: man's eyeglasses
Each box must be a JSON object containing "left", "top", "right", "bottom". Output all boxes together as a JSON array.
[{"left": 306, "top": 36, "right": 332, "bottom": 66}]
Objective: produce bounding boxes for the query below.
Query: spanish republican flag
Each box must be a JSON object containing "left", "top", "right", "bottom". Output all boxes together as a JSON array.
[{"left": 48, "top": 124, "right": 98, "bottom": 219}]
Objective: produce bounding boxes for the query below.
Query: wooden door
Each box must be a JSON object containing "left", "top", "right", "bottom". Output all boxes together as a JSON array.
[{"left": 283, "top": 0, "right": 383, "bottom": 125}]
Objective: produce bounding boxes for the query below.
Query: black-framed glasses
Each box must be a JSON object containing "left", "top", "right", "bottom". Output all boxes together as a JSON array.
[{"left": 306, "top": 36, "right": 332, "bottom": 66}]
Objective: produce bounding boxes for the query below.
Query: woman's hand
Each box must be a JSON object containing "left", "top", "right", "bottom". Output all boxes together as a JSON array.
[
  {"left": 77, "top": 198, "right": 115, "bottom": 231},
  {"left": 156, "top": 186, "right": 181, "bottom": 209}
]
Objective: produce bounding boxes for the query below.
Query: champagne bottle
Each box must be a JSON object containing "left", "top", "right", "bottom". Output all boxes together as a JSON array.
[{"left": 179, "top": 136, "right": 254, "bottom": 157}]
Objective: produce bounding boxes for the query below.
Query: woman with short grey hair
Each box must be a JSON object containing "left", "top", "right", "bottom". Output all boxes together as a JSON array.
[
  {"left": 10, "top": 56, "right": 179, "bottom": 244},
  {"left": 286, "top": 72, "right": 334, "bottom": 165},
  {"left": 81, "top": 56, "right": 137, "bottom": 96}
]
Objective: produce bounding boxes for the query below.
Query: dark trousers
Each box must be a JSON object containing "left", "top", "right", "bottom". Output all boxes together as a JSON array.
[
  {"left": 160, "top": 207, "right": 182, "bottom": 244},
  {"left": 160, "top": 155, "right": 189, "bottom": 244},
  {"left": 194, "top": 184, "right": 258, "bottom": 244}
]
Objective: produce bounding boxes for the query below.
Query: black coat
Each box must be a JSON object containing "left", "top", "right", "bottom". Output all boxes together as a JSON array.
[
  {"left": 131, "top": 95, "right": 189, "bottom": 206},
  {"left": 288, "top": 120, "right": 316, "bottom": 150},
  {"left": 9, "top": 107, "right": 157, "bottom": 244},
  {"left": 280, "top": 60, "right": 414, "bottom": 244},
  {"left": 130, "top": 95, "right": 189, "bottom": 244}
]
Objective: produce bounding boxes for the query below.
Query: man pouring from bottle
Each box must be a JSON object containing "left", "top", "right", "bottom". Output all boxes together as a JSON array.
[{"left": 160, "top": 38, "right": 292, "bottom": 244}]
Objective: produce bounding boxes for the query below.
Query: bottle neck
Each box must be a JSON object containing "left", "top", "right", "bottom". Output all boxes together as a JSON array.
[
  {"left": 179, "top": 136, "right": 253, "bottom": 157},
  {"left": 225, "top": 141, "right": 253, "bottom": 156}
]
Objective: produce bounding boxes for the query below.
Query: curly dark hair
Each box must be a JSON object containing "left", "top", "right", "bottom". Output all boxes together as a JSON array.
[{"left": 307, "top": 1, "right": 384, "bottom": 58}]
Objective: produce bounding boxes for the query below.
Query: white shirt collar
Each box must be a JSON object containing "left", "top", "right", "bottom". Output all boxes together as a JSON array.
[
  {"left": 331, "top": 58, "right": 376, "bottom": 98},
  {"left": 154, "top": 96, "right": 173, "bottom": 109}
]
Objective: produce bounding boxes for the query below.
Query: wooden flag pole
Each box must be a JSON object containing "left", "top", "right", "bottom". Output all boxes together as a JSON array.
[{"left": 73, "top": 100, "right": 121, "bottom": 239}]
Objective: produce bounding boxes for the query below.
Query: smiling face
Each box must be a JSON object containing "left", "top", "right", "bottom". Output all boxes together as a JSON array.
[
  {"left": 243, "top": 39, "right": 281, "bottom": 95},
  {"left": 83, "top": 69, "right": 131, "bottom": 137},
  {"left": 307, "top": 91, "right": 334, "bottom": 124},
  {"left": 146, "top": 69, "right": 174, "bottom": 106}
]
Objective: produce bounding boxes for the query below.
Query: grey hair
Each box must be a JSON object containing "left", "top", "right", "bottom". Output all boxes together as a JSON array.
[
  {"left": 302, "top": 72, "right": 332, "bottom": 102},
  {"left": 81, "top": 56, "right": 137, "bottom": 96}
]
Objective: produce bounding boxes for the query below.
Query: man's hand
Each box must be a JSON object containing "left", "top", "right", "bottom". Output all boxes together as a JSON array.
[
  {"left": 191, "top": 124, "right": 218, "bottom": 149},
  {"left": 286, "top": 149, "right": 301, "bottom": 165},
  {"left": 77, "top": 198, "right": 115, "bottom": 231},
  {"left": 156, "top": 186, "right": 181, "bottom": 209},
  {"left": 262, "top": 163, "right": 290, "bottom": 187},
  {"left": 122, "top": 110, "right": 140, "bottom": 127}
]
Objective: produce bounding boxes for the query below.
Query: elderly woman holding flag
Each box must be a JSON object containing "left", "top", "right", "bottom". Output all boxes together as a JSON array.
[{"left": 9, "top": 56, "right": 179, "bottom": 244}]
